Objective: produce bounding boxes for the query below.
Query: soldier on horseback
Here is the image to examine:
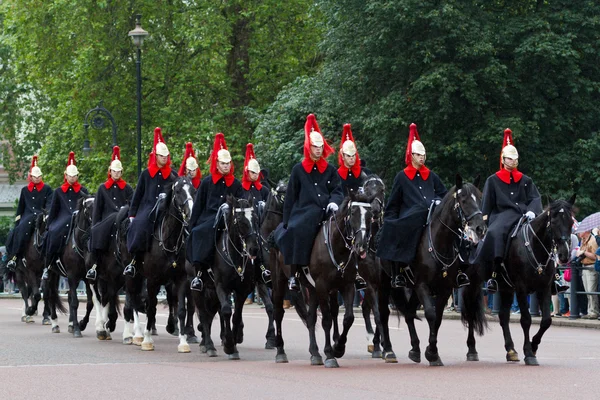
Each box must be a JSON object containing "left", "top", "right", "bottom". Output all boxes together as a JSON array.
[
  {"left": 178, "top": 142, "right": 201, "bottom": 189},
  {"left": 241, "top": 143, "right": 270, "bottom": 216},
  {"left": 5, "top": 155, "right": 53, "bottom": 272},
  {"left": 124, "top": 127, "right": 177, "bottom": 277},
  {"left": 376, "top": 123, "right": 454, "bottom": 288},
  {"left": 86, "top": 146, "right": 134, "bottom": 280},
  {"left": 472, "top": 128, "right": 542, "bottom": 293},
  {"left": 43, "top": 151, "right": 89, "bottom": 279},
  {"left": 337, "top": 123, "right": 368, "bottom": 290},
  {"left": 276, "top": 114, "right": 344, "bottom": 291},
  {"left": 187, "top": 133, "right": 243, "bottom": 291}
]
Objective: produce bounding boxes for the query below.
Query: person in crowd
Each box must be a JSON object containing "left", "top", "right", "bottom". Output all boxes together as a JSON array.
[{"left": 577, "top": 228, "right": 599, "bottom": 319}]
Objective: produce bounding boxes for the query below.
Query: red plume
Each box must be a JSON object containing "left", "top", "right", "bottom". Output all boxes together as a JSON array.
[
  {"left": 500, "top": 128, "right": 514, "bottom": 169},
  {"left": 337, "top": 124, "right": 361, "bottom": 168},
  {"left": 242, "top": 143, "right": 263, "bottom": 188},
  {"left": 207, "top": 133, "right": 234, "bottom": 176},
  {"left": 405, "top": 123, "right": 421, "bottom": 166},
  {"left": 178, "top": 142, "right": 197, "bottom": 176},
  {"left": 303, "top": 114, "right": 334, "bottom": 161},
  {"left": 66, "top": 151, "right": 76, "bottom": 168},
  {"left": 148, "top": 127, "right": 171, "bottom": 168},
  {"left": 112, "top": 146, "right": 120, "bottom": 162},
  {"left": 27, "top": 155, "right": 39, "bottom": 182}
]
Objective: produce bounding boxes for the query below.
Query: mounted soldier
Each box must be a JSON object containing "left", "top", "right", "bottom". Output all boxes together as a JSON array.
[
  {"left": 376, "top": 123, "right": 453, "bottom": 288},
  {"left": 472, "top": 128, "right": 542, "bottom": 293},
  {"left": 337, "top": 123, "right": 368, "bottom": 290},
  {"left": 124, "top": 127, "right": 177, "bottom": 277},
  {"left": 178, "top": 142, "right": 201, "bottom": 189},
  {"left": 241, "top": 143, "right": 270, "bottom": 218},
  {"left": 86, "top": 146, "right": 134, "bottom": 280},
  {"left": 187, "top": 132, "right": 243, "bottom": 291},
  {"left": 43, "top": 151, "right": 89, "bottom": 279},
  {"left": 276, "top": 113, "right": 344, "bottom": 291},
  {"left": 5, "top": 155, "right": 53, "bottom": 271}
]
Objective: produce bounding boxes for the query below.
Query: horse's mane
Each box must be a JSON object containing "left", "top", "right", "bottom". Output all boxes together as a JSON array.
[
  {"left": 336, "top": 193, "right": 373, "bottom": 222},
  {"left": 431, "top": 182, "right": 480, "bottom": 220},
  {"left": 547, "top": 198, "right": 573, "bottom": 215}
]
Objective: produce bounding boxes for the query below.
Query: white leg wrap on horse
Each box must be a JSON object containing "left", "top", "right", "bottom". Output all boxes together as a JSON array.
[{"left": 178, "top": 334, "right": 190, "bottom": 353}]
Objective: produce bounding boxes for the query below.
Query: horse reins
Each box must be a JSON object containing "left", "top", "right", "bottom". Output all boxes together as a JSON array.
[{"left": 216, "top": 206, "right": 258, "bottom": 280}]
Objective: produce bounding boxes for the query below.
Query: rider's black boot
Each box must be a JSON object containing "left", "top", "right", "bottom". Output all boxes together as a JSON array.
[{"left": 288, "top": 265, "right": 300, "bottom": 292}]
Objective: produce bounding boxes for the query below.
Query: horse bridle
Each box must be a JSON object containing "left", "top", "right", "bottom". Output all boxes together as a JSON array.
[
  {"left": 522, "top": 208, "right": 569, "bottom": 275},
  {"left": 156, "top": 185, "right": 192, "bottom": 255},
  {"left": 216, "top": 205, "right": 258, "bottom": 280},
  {"left": 71, "top": 199, "right": 94, "bottom": 259}
]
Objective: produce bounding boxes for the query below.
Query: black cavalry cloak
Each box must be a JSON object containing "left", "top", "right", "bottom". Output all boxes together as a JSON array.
[{"left": 89, "top": 181, "right": 134, "bottom": 251}]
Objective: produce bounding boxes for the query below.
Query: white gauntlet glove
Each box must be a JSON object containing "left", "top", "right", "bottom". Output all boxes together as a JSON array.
[
  {"left": 525, "top": 211, "right": 536, "bottom": 220},
  {"left": 326, "top": 202, "right": 339, "bottom": 214}
]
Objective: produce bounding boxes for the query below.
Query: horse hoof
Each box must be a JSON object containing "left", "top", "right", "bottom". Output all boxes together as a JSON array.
[
  {"left": 141, "top": 342, "right": 155, "bottom": 351},
  {"left": 524, "top": 356, "right": 539, "bottom": 366},
  {"left": 506, "top": 350, "right": 519, "bottom": 362},
  {"left": 228, "top": 352, "right": 240, "bottom": 360},
  {"left": 368, "top": 344, "right": 375, "bottom": 353},
  {"left": 310, "top": 355, "right": 324, "bottom": 366},
  {"left": 42, "top": 318, "right": 51, "bottom": 326},
  {"left": 276, "top": 353, "right": 289, "bottom": 363},
  {"left": 178, "top": 344, "right": 191, "bottom": 353},
  {"left": 123, "top": 337, "right": 133, "bottom": 345},
  {"left": 96, "top": 331, "right": 107, "bottom": 340},
  {"left": 467, "top": 352, "right": 479, "bottom": 362},
  {"left": 408, "top": 350, "right": 421, "bottom": 363},
  {"left": 333, "top": 345, "right": 346, "bottom": 359},
  {"left": 25, "top": 316, "right": 34, "bottom": 323},
  {"left": 73, "top": 331, "right": 82, "bottom": 338},
  {"left": 79, "top": 320, "right": 88, "bottom": 331},
  {"left": 52, "top": 326, "right": 60, "bottom": 334},
  {"left": 324, "top": 358, "right": 339, "bottom": 368},
  {"left": 207, "top": 349, "right": 218, "bottom": 357},
  {"left": 199, "top": 345, "right": 207, "bottom": 353},
  {"left": 384, "top": 353, "right": 398, "bottom": 363},
  {"left": 372, "top": 350, "right": 383, "bottom": 359},
  {"left": 429, "top": 358, "right": 444, "bottom": 367},
  {"left": 106, "top": 333, "right": 112, "bottom": 341},
  {"left": 186, "top": 335, "right": 199, "bottom": 344},
  {"left": 265, "top": 342, "right": 275, "bottom": 350},
  {"left": 68, "top": 326, "right": 74, "bottom": 334},
  {"left": 151, "top": 328, "right": 159, "bottom": 336},
  {"left": 133, "top": 336, "right": 143, "bottom": 346},
  {"left": 21, "top": 316, "right": 27, "bottom": 322}
]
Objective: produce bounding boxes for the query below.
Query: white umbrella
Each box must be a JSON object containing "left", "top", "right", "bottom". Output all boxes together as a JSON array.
[{"left": 575, "top": 211, "right": 600, "bottom": 234}]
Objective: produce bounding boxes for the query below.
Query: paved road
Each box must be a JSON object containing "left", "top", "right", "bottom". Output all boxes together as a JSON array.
[{"left": 0, "top": 298, "right": 597, "bottom": 400}]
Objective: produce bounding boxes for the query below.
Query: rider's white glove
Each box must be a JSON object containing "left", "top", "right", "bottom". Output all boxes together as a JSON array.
[
  {"left": 129, "top": 217, "right": 135, "bottom": 223},
  {"left": 219, "top": 203, "right": 230, "bottom": 213},
  {"left": 326, "top": 202, "right": 339, "bottom": 214},
  {"left": 258, "top": 201, "right": 266, "bottom": 208},
  {"left": 435, "top": 200, "right": 441, "bottom": 206},
  {"left": 525, "top": 211, "right": 536, "bottom": 220}
]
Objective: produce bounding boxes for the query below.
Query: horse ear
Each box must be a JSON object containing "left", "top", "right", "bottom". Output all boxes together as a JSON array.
[
  {"left": 547, "top": 194, "right": 554, "bottom": 206},
  {"left": 455, "top": 173, "right": 463, "bottom": 190},
  {"left": 226, "top": 194, "right": 234, "bottom": 205},
  {"left": 473, "top": 174, "right": 480, "bottom": 189},
  {"left": 568, "top": 193, "right": 576, "bottom": 205}
]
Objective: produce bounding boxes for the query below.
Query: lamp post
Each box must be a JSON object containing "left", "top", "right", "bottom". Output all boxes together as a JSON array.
[
  {"left": 83, "top": 100, "right": 118, "bottom": 155},
  {"left": 129, "top": 14, "right": 148, "bottom": 178}
]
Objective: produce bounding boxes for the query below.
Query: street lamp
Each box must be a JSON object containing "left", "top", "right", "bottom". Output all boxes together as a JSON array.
[
  {"left": 129, "top": 14, "right": 148, "bottom": 178},
  {"left": 83, "top": 100, "right": 118, "bottom": 156}
]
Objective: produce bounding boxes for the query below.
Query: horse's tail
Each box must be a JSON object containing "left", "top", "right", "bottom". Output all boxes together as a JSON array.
[
  {"left": 43, "top": 275, "right": 67, "bottom": 315},
  {"left": 389, "top": 288, "right": 421, "bottom": 322},
  {"left": 460, "top": 273, "right": 488, "bottom": 335},
  {"left": 293, "top": 289, "right": 309, "bottom": 327}
]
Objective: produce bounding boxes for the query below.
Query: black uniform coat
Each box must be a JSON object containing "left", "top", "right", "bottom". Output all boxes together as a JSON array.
[
  {"left": 89, "top": 180, "right": 134, "bottom": 251},
  {"left": 6, "top": 182, "right": 53, "bottom": 255},
  {"left": 45, "top": 183, "right": 89, "bottom": 256},
  {"left": 376, "top": 166, "right": 447, "bottom": 264},
  {"left": 338, "top": 168, "right": 366, "bottom": 196},
  {"left": 472, "top": 170, "right": 542, "bottom": 263},
  {"left": 275, "top": 162, "right": 344, "bottom": 266},
  {"left": 186, "top": 175, "right": 243, "bottom": 265},
  {"left": 242, "top": 182, "right": 270, "bottom": 217},
  {"left": 127, "top": 168, "right": 177, "bottom": 253}
]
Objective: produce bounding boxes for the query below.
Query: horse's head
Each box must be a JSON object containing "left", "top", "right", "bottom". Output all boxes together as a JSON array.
[
  {"left": 337, "top": 192, "right": 374, "bottom": 259},
  {"left": 450, "top": 174, "right": 486, "bottom": 244},
  {"left": 36, "top": 210, "right": 48, "bottom": 232},
  {"left": 76, "top": 195, "right": 95, "bottom": 231},
  {"left": 170, "top": 176, "right": 195, "bottom": 222},
  {"left": 362, "top": 175, "right": 385, "bottom": 224},
  {"left": 546, "top": 194, "right": 576, "bottom": 264},
  {"left": 227, "top": 196, "right": 260, "bottom": 259}
]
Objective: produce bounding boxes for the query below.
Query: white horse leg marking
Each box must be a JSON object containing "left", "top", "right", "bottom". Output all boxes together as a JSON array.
[
  {"left": 51, "top": 318, "right": 59, "bottom": 328},
  {"left": 178, "top": 333, "right": 190, "bottom": 353},
  {"left": 359, "top": 206, "right": 367, "bottom": 243},
  {"left": 133, "top": 312, "right": 144, "bottom": 340},
  {"left": 91, "top": 284, "right": 104, "bottom": 332}
]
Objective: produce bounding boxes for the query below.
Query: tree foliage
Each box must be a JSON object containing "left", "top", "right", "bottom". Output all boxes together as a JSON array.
[{"left": 255, "top": 0, "right": 600, "bottom": 216}]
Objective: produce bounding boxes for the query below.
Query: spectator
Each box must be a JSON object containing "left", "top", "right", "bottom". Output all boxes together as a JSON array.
[{"left": 576, "top": 228, "right": 599, "bottom": 319}]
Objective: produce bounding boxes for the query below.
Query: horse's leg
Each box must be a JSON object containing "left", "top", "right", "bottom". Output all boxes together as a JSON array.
[
  {"left": 530, "top": 288, "right": 553, "bottom": 362},
  {"left": 141, "top": 282, "right": 159, "bottom": 351},
  {"left": 174, "top": 278, "right": 191, "bottom": 353},
  {"left": 44, "top": 274, "right": 61, "bottom": 333},
  {"left": 29, "top": 272, "right": 43, "bottom": 319},
  {"left": 462, "top": 278, "right": 486, "bottom": 362},
  {"left": 229, "top": 287, "right": 248, "bottom": 360},
  {"left": 166, "top": 283, "right": 178, "bottom": 336},
  {"left": 18, "top": 271, "right": 32, "bottom": 323},
  {"left": 78, "top": 280, "right": 94, "bottom": 332},
  {"left": 429, "top": 288, "right": 450, "bottom": 366},
  {"left": 361, "top": 288, "right": 375, "bottom": 352},
  {"left": 316, "top": 283, "right": 337, "bottom": 368},
  {"left": 516, "top": 288, "right": 535, "bottom": 365},
  {"left": 414, "top": 282, "right": 443, "bottom": 366},
  {"left": 272, "top": 258, "right": 288, "bottom": 363},
  {"left": 90, "top": 282, "right": 107, "bottom": 340},
  {"left": 215, "top": 283, "right": 235, "bottom": 355},
  {"left": 256, "top": 282, "right": 276, "bottom": 349},
  {"left": 378, "top": 281, "right": 397, "bottom": 363},
  {"left": 498, "top": 287, "right": 519, "bottom": 362},
  {"left": 42, "top": 293, "right": 51, "bottom": 325},
  {"left": 402, "top": 289, "right": 422, "bottom": 363},
  {"left": 333, "top": 283, "right": 356, "bottom": 360},
  {"left": 184, "top": 285, "right": 198, "bottom": 343},
  {"left": 306, "top": 286, "right": 323, "bottom": 365},
  {"left": 330, "top": 291, "right": 341, "bottom": 343}
]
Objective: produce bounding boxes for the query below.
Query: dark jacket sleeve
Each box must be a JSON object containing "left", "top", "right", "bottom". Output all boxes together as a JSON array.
[
  {"left": 384, "top": 173, "right": 403, "bottom": 220},
  {"left": 92, "top": 185, "right": 104, "bottom": 225},
  {"left": 15, "top": 189, "right": 25, "bottom": 223},
  {"left": 433, "top": 173, "right": 448, "bottom": 199},
  {"left": 525, "top": 178, "right": 543, "bottom": 215},
  {"left": 43, "top": 185, "right": 54, "bottom": 210},
  {"left": 126, "top": 184, "right": 134, "bottom": 202},
  {"left": 189, "top": 178, "right": 208, "bottom": 228},
  {"left": 129, "top": 172, "right": 145, "bottom": 218},
  {"left": 282, "top": 167, "right": 300, "bottom": 227},
  {"left": 232, "top": 180, "right": 244, "bottom": 199},
  {"left": 327, "top": 167, "right": 344, "bottom": 205},
  {"left": 481, "top": 177, "right": 494, "bottom": 224},
  {"left": 46, "top": 189, "right": 60, "bottom": 227}
]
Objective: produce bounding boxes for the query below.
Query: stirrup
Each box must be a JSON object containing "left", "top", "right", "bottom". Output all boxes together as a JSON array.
[
  {"left": 355, "top": 275, "right": 368, "bottom": 291},
  {"left": 260, "top": 265, "right": 271, "bottom": 285},
  {"left": 554, "top": 281, "right": 569, "bottom": 295},
  {"left": 123, "top": 262, "right": 136, "bottom": 277},
  {"left": 456, "top": 271, "right": 470, "bottom": 287},
  {"left": 391, "top": 275, "right": 406, "bottom": 289},
  {"left": 288, "top": 276, "right": 300, "bottom": 292},
  {"left": 42, "top": 267, "right": 49, "bottom": 281},
  {"left": 190, "top": 275, "right": 204, "bottom": 292},
  {"left": 7, "top": 256, "right": 17, "bottom": 271},
  {"left": 486, "top": 278, "right": 498, "bottom": 294},
  {"left": 86, "top": 265, "right": 97, "bottom": 281}
]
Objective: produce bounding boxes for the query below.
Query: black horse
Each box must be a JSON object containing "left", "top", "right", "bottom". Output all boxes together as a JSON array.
[
  {"left": 45, "top": 195, "right": 96, "bottom": 337},
  {"left": 274, "top": 193, "right": 375, "bottom": 367},
  {"left": 378, "top": 175, "right": 486, "bottom": 366},
  {"left": 194, "top": 197, "right": 260, "bottom": 359},
  {"left": 465, "top": 195, "right": 575, "bottom": 366},
  {"left": 10, "top": 210, "right": 51, "bottom": 324},
  {"left": 122, "top": 176, "right": 195, "bottom": 352}
]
